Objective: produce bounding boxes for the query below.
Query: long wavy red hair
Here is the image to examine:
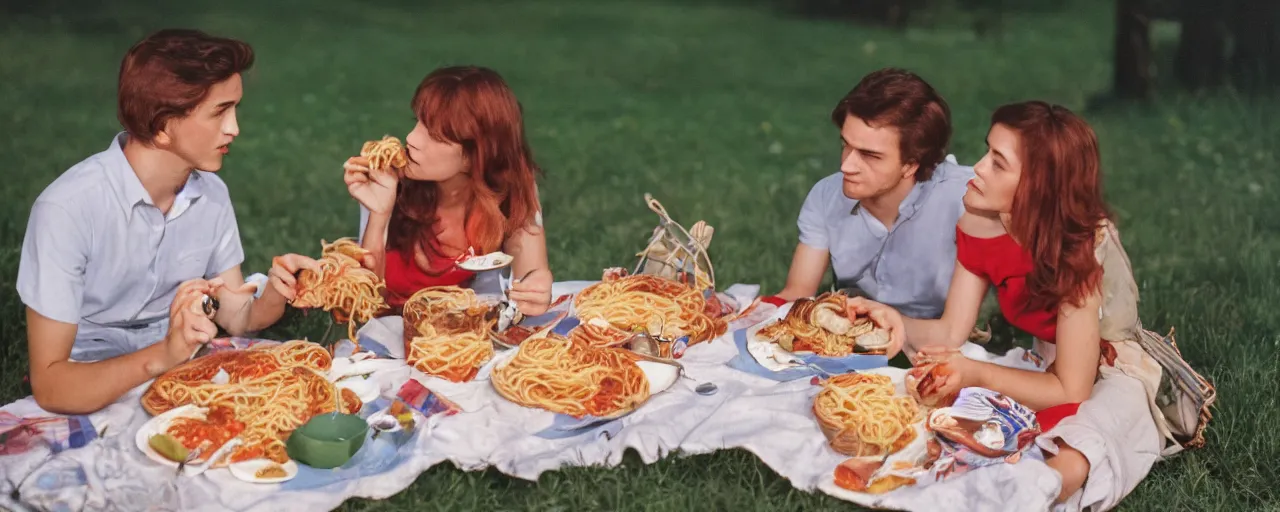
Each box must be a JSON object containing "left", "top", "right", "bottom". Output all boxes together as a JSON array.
[
  {"left": 995, "top": 101, "right": 1110, "bottom": 313},
  {"left": 387, "top": 66, "right": 542, "bottom": 272}
]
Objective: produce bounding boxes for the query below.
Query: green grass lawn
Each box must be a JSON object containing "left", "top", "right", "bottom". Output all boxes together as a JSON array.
[{"left": 2, "top": 0, "right": 1278, "bottom": 510}]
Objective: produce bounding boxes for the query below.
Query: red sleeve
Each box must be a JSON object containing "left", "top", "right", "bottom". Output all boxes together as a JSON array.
[
  {"left": 760, "top": 295, "right": 788, "bottom": 307},
  {"left": 954, "top": 225, "right": 986, "bottom": 279}
]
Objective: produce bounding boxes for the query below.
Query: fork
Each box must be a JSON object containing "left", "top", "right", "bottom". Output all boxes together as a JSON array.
[
  {"left": 175, "top": 440, "right": 210, "bottom": 476},
  {"left": 787, "top": 358, "right": 834, "bottom": 379},
  {"left": 500, "top": 268, "right": 539, "bottom": 302}
]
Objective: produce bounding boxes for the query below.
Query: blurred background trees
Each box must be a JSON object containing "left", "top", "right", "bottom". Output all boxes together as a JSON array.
[{"left": 777, "top": 0, "right": 1278, "bottom": 98}]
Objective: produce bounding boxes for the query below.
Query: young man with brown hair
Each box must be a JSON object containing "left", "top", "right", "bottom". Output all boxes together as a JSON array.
[
  {"left": 17, "top": 29, "right": 316, "bottom": 414},
  {"left": 768, "top": 68, "right": 974, "bottom": 356}
]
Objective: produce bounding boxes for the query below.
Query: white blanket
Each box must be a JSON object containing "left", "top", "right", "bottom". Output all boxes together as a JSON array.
[{"left": 0, "top": 281, "right": 1158, "bottom": 512}]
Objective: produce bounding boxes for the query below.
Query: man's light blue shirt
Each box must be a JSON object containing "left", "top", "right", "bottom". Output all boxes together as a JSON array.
[
  {"left": 797, "top": 156, "right": 973, "bottom": 319},
  {"left": 17, "top": 133, "right": 245, "bottom": 361}
]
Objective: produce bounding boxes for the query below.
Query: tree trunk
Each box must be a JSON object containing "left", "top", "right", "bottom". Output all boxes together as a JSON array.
[
  {"left": 1113, "top": 0, "right": 1152, "bottom": 99},
  {"left": 1230, "top": 0, "right": 1280, "bottom": 89},
  {"left": 1174, "top": 0, "right": 1228, "bottom": 90}
]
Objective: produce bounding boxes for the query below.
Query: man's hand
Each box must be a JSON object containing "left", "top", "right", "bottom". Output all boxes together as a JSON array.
[
  {"left": 846, "top": 296, "right": 906, "bottom": 358},
  {"left": 149, "top": 279, "right": 223, "bottom": 375}
]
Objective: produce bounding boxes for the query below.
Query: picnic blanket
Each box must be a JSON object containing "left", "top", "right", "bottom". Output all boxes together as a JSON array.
[{"left": 0, "top": 281, "right": 1159, "bottom": 512}]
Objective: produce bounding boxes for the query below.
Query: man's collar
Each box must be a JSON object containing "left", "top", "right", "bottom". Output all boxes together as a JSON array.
[
  {"left": 104, "top": 132, "right": 204, "bottom": 221},
  {"left": 103, "top": 132, "right": 150, "bottom": 221},
  {"left": 849, "top": 178, "right": 932, "bottom": 221}
]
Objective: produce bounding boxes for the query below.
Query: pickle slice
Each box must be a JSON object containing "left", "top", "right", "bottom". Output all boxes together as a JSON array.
[{"left": 148, "top": 433, "right": 189, "bottom": 462}]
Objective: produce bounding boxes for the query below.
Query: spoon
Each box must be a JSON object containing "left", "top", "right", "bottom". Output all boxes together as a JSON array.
[
  {"left": 628, "top": 333, "right": 716, "bottom": 394},
  {"left": 187, "top": 294, "right": 221, "bottom": 360},
  {"left": 626, "top": 332, "right": 661, "bottom": 358},
  {"left": 670, "top": 371, "right": 721, "bottom": 396},
  {"left": 369, "top": 416, "right": 398, "bottom": 441}
]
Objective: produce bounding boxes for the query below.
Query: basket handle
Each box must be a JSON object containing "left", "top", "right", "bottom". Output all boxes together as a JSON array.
[{"left": 636, "top": 193, "right": 716, "bottom": 291}]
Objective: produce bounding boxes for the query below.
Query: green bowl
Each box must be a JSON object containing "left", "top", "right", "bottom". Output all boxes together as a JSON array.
[{"left": 286, "top": 413, "right": 369, "bottom": 469}]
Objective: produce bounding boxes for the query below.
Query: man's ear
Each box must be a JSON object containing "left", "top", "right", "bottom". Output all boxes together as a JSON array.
[
  {"left": 901, "top": 161, "right": 920, "bottom": 180},
  {"left": 154, "top": 123, "right": 174, "bottom": 148}
]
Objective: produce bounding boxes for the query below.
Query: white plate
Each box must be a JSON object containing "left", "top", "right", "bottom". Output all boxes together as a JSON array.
[
  {"left": 474, "top": 345, "right": 519, "bottom": 381},
  {"left": 228, "top": 458, "right": 299, "bottom": 484},
  {"left": 136, "top": 404, "right": 206, "bottom": 468},
  {"left": 366, "top": 411, "right": 407, "bottom": 433},
  {"left": 335, "top": 376, "right": 381, "bottom": 404},
  {"left": 635, "top": 360, "right": 680, "bottom": 396},
  {"left": 135, "top": 404, "right": 241, "bottom": 474},
  {"left": 457, "top": 251, "right": 514, "bottom": 272},
  {"left": 744, "top": 303, "right": 887, "bottom": 372},
  {"left": 744, "top": 303, "right": 809, "bottom": 372},
  {"left": 328, "top": 358, "right": 403, "bottom": 381},
  {"left": 489, "top": 347, "right": 682, "bottom": 417}
]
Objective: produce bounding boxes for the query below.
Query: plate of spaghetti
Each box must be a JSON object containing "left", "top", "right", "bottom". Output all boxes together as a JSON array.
[
  {"left": 571, "top": 272, "right": 727, "bottom": 352},
  {"left": 812, "top": 371, "right": 922, "bottom": 458},
  {"left": 402, "top": 286, "right": 500, "bottom": 383},
  {"left": 292, "top": 238, "right": 390, "bottom": 343},
  {"left": 140, "top": 340, "right": 363, "bottom": 466},
  {"left": 135, "top": 404, "right": 244, "bottom": 470},
  {"left": 748, "top": 292, "right": 891, "bottom": 370},
  {"left": 490, "top": 334, "right": 679, "bottom": 419},
  {"left": 490, "top": 309, "right": 570, "bottom": 349},
  {"left": 565, "top": 318, "right": 636, "bottom": 349}
]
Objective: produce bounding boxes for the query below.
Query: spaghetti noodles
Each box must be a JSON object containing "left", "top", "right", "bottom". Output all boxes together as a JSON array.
[
  {"left": 813, "top": 373, "right": 920, "bottom": 457},
  {"left": 360, "top": 135, "right": 408, "bottom": 175},
  {"left": 141, "top": 341, "right": 362, "bottom": 464},
  {"left": 293, "top": 238, "right": 389, "bottom": 341},
  {"left": 402, "top": 286, "right": 497, "bottom": 382},
  {"left": 491, "top": 334, "right": 649, "bottom": 418},
  {"left": 757, "top": 292, "right": 890, "bottom": 356},
  {"left": 573, "top": 273, "right": 726, "bottom": 345},
  {"left": 566, "top": 320, "right": 634, "bottom": 348}
]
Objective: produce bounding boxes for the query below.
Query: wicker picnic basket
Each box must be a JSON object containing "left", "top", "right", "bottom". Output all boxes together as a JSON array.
[
  {"left": 632, "top": 193, "right": 716, "bottom": 293},
  {"left": 812, "top": 374, "right": 916, "bottom": 457},
  {"left": 815, "top": 412, "right": 873, "bottom": 457},
  {"left": 399, "top": 286, "right": 487, "bottom": 356}
]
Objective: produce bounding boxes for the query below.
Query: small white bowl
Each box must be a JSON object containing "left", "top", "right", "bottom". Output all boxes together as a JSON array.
[{"left": 228, "top": 458, "right": 299, "bottom": 484}]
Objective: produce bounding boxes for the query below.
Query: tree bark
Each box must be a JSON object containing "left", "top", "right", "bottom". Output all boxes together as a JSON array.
[
  {"left": 1230, "top": 0, "right": 1280, "bottom": 89},
  {"left": 1173, "top": 0, "right": 1228, "bottom": 90},
  {"left": 1113, "top": 0, "right": 1153, "bottom": 99}
]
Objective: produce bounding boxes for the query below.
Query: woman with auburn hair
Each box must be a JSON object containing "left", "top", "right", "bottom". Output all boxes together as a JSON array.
[
  {"left": 852, "top": 101, "right": 1212, "bottom": 507},
  {"left": 343, "top": 66, "right": 552, "bottom": 314}
]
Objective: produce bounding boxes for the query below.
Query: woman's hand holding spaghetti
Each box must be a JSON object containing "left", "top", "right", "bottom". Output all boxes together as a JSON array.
[
  {"left": 344, "top": 156, "right": 398, "bottom": 215},
  {"left": 269, "top": 254, "right": 321, "bottom": 302},
  {"left": 906, "top": 346, "right": 981, "bottom": 407}
]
